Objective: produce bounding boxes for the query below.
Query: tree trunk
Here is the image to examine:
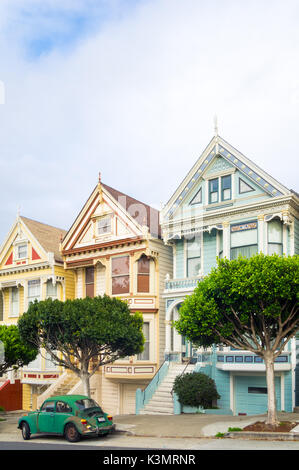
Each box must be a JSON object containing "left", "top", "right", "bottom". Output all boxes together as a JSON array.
[
  {"left": 264, "top": 351, "right": 278, "bottom": 426},
  {"left": 80, "top": 365, "right": 91, "bottom": 397}
]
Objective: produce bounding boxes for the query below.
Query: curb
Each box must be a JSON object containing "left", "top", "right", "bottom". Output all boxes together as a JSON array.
[{"left": 225, "top": 431, "right": 299, "bottom": 441}]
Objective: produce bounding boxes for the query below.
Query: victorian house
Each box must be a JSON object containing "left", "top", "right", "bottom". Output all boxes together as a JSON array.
[
  {"left": 57, "top": 177, "right": 172, "bottom": 415},
  {"left": 137, "top": 133, "right": 299, "bottom": 416},
  {"left": 0, "top": 215, "right": 75, "bottom": 410}
]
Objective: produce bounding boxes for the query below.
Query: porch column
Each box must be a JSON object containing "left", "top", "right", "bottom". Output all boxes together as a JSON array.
[{"left": 165, "top": 320, "right": 172, "bottom": 356}]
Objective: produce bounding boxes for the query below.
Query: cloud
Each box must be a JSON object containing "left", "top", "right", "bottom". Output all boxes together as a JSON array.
[{"left": 0, "top": 0, "right": 298, "bottom": 242}]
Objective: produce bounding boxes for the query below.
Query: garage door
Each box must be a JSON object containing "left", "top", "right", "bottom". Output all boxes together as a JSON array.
[
  {"left": 121, "top": 384, "right": 139, "bottom": 414},
  {"left": 235, "top": 375, "right": 281, "bottom": 416}
]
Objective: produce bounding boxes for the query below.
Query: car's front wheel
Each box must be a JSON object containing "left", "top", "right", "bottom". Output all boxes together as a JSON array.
[
  {"left": 64, "top": 423, "right": 81, "bottom": 443},
  {"left": 21, "top": 422, "right": 31, "bottom": 440}
]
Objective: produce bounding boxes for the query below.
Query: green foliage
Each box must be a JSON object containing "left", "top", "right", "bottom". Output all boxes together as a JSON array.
[
  {"left": 175, "top": 254, "right": 299, "bottom": 350},
  {"left": 0, "top": 324, "right": 38, "bottom": 375},
  {"left": 173, "top": 372, "right": 220, "bottom": 409},
  {"left": 18, "top": 295, "right": 144, "bottom": 367},
  {"left": 228, "top": 427, "right": 242, "bottom": 432}
]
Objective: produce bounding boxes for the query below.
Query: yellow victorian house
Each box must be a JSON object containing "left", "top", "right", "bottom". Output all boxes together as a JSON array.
[
  {"left": 60, "top": 177, "right": 173, "bottom": 415},
  {"left": 0, "top": 215, "right": 75, "bottom": 410}
]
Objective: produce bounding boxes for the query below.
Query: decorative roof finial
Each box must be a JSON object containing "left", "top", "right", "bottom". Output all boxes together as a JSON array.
[
  {"left": 98, "top": 172, "right": 101, "bottom": 183},
  {"left": 214, "top": 115, "right": 218, "bottom": 136}
]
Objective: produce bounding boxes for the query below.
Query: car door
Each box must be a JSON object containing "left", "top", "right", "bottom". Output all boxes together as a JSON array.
[
  {"left": 37, "top": 400, "right": 56, "bottom": 433},
  {"left": 54, "top": 400, "right": 73, "bottom": 434}
]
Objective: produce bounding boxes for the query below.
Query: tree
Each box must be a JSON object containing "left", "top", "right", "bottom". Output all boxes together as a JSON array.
[
  {"left": 18, "top": 295, "right": 144, "bottom": 396},
  {"left": 0, "top": 324, "right": 38, "bottom": 376},
  {"left": 175, "top": 253, "right": 299, "bottom": 426},
  {"left": 173, "top": 372, "right": 220, "bottom": 409}
]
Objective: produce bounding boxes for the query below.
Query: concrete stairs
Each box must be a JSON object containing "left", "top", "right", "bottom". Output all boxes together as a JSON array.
[
  {"left": 50, "top": 373, "right": 79, "bottom": 397},
  {"left": 139, "top": 363, "right": 195, "bottom": 415}
]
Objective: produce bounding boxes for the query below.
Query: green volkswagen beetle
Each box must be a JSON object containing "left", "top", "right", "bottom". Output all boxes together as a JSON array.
[{"left": 18, "top": 395, "right": 114, "bottom": 442}]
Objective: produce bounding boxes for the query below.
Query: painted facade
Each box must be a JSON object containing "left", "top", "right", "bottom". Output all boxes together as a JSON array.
[
  {"left": 60, "top": 177, "right": 172, "bottom": 415},
  {"left": 160, "top": 134, "right": 299, "bottom": 415},
  {"left": 0, "top": 215, "right": 75, "bottom": 410}
]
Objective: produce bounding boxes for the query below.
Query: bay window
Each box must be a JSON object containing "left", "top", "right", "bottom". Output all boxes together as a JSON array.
[{"left": 112, "top": 256, "right": 130, "bottom": 295}]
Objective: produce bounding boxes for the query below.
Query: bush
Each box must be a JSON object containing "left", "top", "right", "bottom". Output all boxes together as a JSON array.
[{"left": 173, "top": 372, "right": 220, "bottom": 409}]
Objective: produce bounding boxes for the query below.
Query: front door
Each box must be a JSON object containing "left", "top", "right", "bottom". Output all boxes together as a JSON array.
[{"left": 37, "top": 400, "right": 56, "bottom": 433}]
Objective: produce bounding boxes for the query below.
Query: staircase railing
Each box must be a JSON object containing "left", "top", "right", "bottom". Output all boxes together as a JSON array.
[
  {"left": 171, "top": 357, "right": 193, "bottom": 396},
  {"left": 135, "top": 360, "right": 169, "bottom": 414}
]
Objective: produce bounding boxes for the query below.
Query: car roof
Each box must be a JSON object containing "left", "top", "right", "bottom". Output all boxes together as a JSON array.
[{"left": 45, "top": 395, "right": 89, "bottom": 404}]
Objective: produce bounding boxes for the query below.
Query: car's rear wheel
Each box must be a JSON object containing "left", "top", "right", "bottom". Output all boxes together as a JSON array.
[
  {"left": 21, "top": 422, "right": 31, "bottom": 440},
  {"left": 64, "top": 423, "right": 81, "bottom": 442}
]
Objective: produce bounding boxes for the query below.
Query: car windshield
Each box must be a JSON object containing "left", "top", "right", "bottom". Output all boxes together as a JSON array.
[{"left": 75, "top": 398, "right": 103, "bottom": 413}]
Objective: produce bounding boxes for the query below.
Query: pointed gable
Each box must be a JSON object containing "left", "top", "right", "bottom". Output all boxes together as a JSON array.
[
  {"left": 162, "top": 135, "right": 291, "bottom": 222},
  {"left": 62, "top": 180, "right": 160, "bottom": 253},
  {"left": 0, "top": 216, "right": 66, "bottom": 269}
]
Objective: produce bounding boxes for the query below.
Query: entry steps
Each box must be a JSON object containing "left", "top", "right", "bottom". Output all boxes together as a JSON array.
[{"left": 139, "top": 363, "right": 195, "bottom": 415}]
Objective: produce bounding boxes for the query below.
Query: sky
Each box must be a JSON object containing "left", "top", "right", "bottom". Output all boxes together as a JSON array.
[{"left": 0, "top": 0, "right": 298, "bottom": 243}]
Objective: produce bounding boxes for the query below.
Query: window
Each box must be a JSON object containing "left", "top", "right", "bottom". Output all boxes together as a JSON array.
[
  {"left": 112, "top": 256, "right": 130, "bottom": 295},
  {"left": 186, "top": 236, "right": 201, "bottom": 276},
  {"left": 97, "top": 216, "right": 111, "bottom": 235},
  {"left": 221, "top": 175, "right": 231, "bottom": 201},
  {"left": 28, "top": 279, "right": 41, "bottom": 304},
  {"left": 41, "top": 401, "right": 55, "bottom": 412},
  {"left": 248, "top": 387, "right": 267, "bottom": 394},
  {"left": 239, "top": 178, "right": 254, "bottom": 194},
  {"left": 268, "top": 219, "right": 283, "bottom": 255},
  {"left": 46, "top": 280, "right": 57, "bottom": 299},
  {"left": 56, "top": 401, "right": 72, "bottom": 413},
  {"left": 10, "top": 287, "right": 19, "bottom": 317},
  {"left": 17, "top": 244, "right": 27, "bottom": 259},
  {"left": 138, "top": 322, "right": 150, "bottom": 361},
  {"left": 85, "top": 266, "right": 94, "bottom": 298},
  {"left": 190, "top": 188, "right": 202, "bottom": 205},
  {"left": 230, "top": 222, "right": 258, "bottom": 259},
  {"left": 137, "top": 255, "right": 150, "bottom": 293},
  {"left": 209, "top": 178, "right": 219, "bottom": 203}
]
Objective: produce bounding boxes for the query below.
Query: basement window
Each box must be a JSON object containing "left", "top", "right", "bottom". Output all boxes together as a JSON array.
[{"left": 248, "top": 387, "right": 267, "bottom": 394}]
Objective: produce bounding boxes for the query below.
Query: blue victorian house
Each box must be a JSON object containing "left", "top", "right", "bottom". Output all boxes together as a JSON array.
[{"left": 136, "top": 132, "right": 299, "bottom": 416}]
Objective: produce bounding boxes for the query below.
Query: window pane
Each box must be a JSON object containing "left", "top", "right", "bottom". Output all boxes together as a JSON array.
[
  {"left": 46, "top": 280, "right": 57, "bottom": 298},
  {"left": 221, "top": 175, "right": 231, "bottom": 190},
  {"left": 187, "top": 237, "right": 201, "bottom": 257},
  {"left": 231, "top": 244, "right": 258, "bottom": 259},
  {"left": 85, "top": 267, "right": 94, "bottom": 284},
  {"left": 268, "top": 243, "right": 283, "bottom": 256},
  {"left": 222, "top": 188, "right": 231, "bottom": 200},
  {"left": 231, "top": 227, "right": 257, "bottom": 247},
  {"left": 112, "top": 275, "right": 129, "bottom": 294},
  {"left": 210, "top": 178, "right": 218, "bottom": 192},
  {"left": 98, "top": 216, "right": 111, "bottom": 234},
  {"left": 18, "top": 244, "right": 27, "bottom": 258},
  {"left": 137, "top": 274, "right": 149, "bottom": 293},
  {"left": 138, "top": 256, "right": 150, "bottom": 274},
  {"left": 138, "top": 323, "right": 150, "bottom": 360},
  {"left": 86, "top": 283, "right": 94, "bottom": 298},
  {"left": 11, "top": 287, "right": 19, "bottom": 315},
  {"left": 268, "top": 219, "right": 282, "bottom": 243},
  {"left": 28, "top": 280, "right": 40, "bottom": 302},
  {"left": 187, "top": 257, "right": 201, "bottom": 276},
  {"left": 112, "top": 256, "right": 129, "bottom": 276}
]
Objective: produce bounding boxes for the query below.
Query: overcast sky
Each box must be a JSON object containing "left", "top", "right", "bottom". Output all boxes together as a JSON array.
[{"left": 0, "top": 0, "right": 298, "bottom": 243}]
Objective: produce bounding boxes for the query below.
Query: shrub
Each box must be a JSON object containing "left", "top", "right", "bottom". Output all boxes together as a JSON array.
[{"left": 173, "top": 372, "right": 220, "bottom": 409}]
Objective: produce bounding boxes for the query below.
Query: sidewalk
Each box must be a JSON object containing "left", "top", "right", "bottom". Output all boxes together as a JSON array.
[{"left": 113, "top": 411, "right": 299, "bottom": 438}]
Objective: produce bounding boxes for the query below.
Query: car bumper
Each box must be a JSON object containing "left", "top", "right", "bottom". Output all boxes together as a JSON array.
[{"left": 82, "top": 424, "right": 115, "bottom": 436}]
